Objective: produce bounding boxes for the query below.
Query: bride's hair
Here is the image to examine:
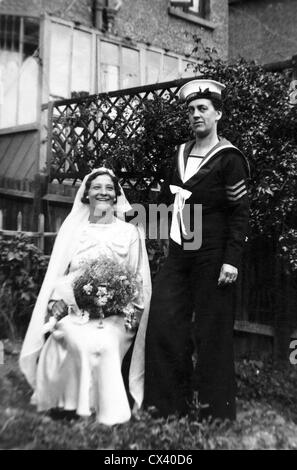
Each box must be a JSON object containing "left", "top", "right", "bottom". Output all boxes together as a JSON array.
[{"left": 81, "top": 169, "right": 121, "bottom": 204}]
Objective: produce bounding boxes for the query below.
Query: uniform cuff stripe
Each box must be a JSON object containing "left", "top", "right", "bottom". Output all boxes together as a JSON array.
[
  {"left": 226, "top": 184, "right": 246, "bottom": 196},
  {"left": 227, "top": 189, "right": 247, "bottom": 201},
  {"left": 225, "top": 179, "right": 245, "bottom": 190}
]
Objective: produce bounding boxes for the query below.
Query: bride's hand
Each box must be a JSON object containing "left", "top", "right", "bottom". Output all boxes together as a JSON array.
[{"left": 51, "top": 300, "right": 68, "bottom": 320}]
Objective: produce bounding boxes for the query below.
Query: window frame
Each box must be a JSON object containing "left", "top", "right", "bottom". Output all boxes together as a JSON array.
[
  {"left": 0, "top": 13, "right": 201, "bottom": 131},
  {"left": 0, "top": 13, "right": 40, "bottom": 130},
  {"left": 168, "top": 0, "right": 216, "bottom": 29},
  {"left": 46, "top": 16, "right": 200, "bottom": 96},
  {"left": 98, "top": 39, "right": 142, "bottom": 92},
  {"left": 48, "top": 19, "right": 96, "bottom": 100},
  {"left": 183, "top": 0, "right": 209, "bottom": 19}
]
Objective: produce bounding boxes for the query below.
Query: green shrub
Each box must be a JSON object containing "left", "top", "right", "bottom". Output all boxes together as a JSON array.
[
  {"left": 146, "top": 239, "right": 166, "bottom": 280},
  {"left": 236, "top": 359, "right": 297, "bottom": 413},
  {"left": 0, "top": 235, "right": 48, "bottom": 339}
]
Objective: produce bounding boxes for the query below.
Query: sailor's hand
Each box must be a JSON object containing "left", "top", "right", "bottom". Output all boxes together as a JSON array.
[
  {"left": 218, "top": 264, "right": 238, "bottom": 286},
  {"left": 160, "top": 239, "right": 169, "bottom": 257}
]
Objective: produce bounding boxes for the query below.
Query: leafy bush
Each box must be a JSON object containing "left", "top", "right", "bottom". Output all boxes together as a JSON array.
[
  {"left": 0, "top": 236, "right": 48, "bottom": 339},
  {"left": 236, "top": 359, "right": 297, "bottom": 412},
  {"left": 146, "top": 239, "right": 167, "bottom": 279}
]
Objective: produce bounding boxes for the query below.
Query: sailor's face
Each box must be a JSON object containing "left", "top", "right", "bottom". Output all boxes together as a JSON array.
[{"left": 188, "top": 98, "right": 221, "bottom": 137}]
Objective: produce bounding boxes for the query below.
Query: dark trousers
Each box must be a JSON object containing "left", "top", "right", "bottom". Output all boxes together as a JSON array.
[{"left": 144, "top": 247, "right": 236, "bottom": 421}]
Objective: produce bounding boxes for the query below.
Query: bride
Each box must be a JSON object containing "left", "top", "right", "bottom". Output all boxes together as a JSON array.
[{"left": 19, "top": 168, "right": 151, "bottom": 425}]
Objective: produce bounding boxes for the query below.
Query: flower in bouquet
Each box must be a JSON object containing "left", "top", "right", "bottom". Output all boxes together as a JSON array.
[
  {"left": 72, "top": 257, "right": 141, "bottom": 330},
  {"left": 122, "top": 303, "right": 139, "bottom": 331}
]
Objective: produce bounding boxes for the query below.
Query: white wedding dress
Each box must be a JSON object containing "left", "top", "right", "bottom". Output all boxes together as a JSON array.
[{"left": 33, "top": 219, "right": 144, "bottom": 425}]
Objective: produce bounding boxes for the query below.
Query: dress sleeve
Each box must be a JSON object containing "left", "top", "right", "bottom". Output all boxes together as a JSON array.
[
  {"left": 221, "top": 151, "right": 250, "bottom": 268},
  {"left": 127, "top": 227, "right": 145, "bottom": 312}
]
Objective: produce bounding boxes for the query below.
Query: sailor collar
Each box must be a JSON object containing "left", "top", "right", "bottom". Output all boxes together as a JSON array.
[{"left": 175, "top": 138, "right": 250, "bottom": 188}]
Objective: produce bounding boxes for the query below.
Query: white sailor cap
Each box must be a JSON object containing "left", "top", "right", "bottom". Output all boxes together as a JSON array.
[{"left": 178, "top": 79, "right": 226, "bottom": 105}]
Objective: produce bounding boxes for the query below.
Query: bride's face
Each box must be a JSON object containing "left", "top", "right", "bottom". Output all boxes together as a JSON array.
[{"left": 88, "top": 174, "right": 116, "bottom": 214}]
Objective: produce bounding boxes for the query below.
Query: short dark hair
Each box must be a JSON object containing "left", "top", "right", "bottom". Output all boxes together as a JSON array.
[
  {"left": 187, "top": 96, "right": 223, "bottom": 112},
  {"left": 210, "top": 97, "right": 223, "bottom": 112},
  {"left": 81, "top": 169, "right": 121, "bottom": 204}
]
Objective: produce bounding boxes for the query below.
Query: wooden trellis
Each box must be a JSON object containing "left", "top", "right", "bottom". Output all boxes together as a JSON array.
[{"left": 45, "top": 77, "right": 196, "bottom": 188}]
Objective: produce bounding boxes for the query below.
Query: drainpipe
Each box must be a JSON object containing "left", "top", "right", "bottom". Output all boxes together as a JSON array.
[
  {"left": 93, "top": 0, "right": 105, "bottom": 30},
  {"left": 93, "top": 1, "right": 122, "bottom": 31},
  {"left": 105, "top": 6, "right": 117, "bottom": 32}
]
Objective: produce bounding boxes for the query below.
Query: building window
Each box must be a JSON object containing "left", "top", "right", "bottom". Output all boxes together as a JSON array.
[
  {"left": 50, "top": 25, "right": 194, "bottom": 99},
  {"left": 183, "top": 0, "right": 209, "bottom": 19},
  {"left": 49, "top": 21, "right": 197, "bottom": 97},
  {"left": 71, "top": 30, "right": 93, "bottom": 94},
  {"left": 122, "top": 47, "right": 139, "bottom": 89},
  {"left": 169, "top": 0, "right": 209, "bottom": 18},
  {"left": 169, "top": 0, "right": 214, "bottom": 28},
  {"left": 0, "top": 15, "right": 39, "bottom": 129},
  {"left": 49, "top": 23, "right": 94, "bottom": 100},
  {"left": 0, "top": 15, "right": 199, "bottom": 130},
  {"left": 99, "top": 41, "right": 120, "bottom": 92},
  {"left": 162, "top": 55, "right": 179, "bottom": 81},
  {"left": 170, "top": 0, "right": 193, "bottom": 7},
  {"left": 99, "top": 41, "right": 140, "bottom": 92},
  {"left": 146, "top": 50, "right": 162, "bottom": 84},
  {"left": 49, "top": 23, "right": 72, "bottom": 99}
]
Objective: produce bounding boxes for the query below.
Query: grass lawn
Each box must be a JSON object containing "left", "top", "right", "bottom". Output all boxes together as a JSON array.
[{"left": 1, "top": 341, "right": 297, "bottom": 450}]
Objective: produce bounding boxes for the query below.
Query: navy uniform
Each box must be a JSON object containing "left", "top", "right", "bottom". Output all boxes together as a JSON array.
[{"left": 144, "top": 80, "right": 250, "bottom": 421}]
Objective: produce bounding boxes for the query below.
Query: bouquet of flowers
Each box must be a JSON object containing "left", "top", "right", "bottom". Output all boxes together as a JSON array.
[{"left": 72, "top": 257, "right": 141, "bottom": 331}]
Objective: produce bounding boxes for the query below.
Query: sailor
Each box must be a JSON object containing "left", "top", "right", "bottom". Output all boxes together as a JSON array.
[{"left": 144, "top": 78, "right": 250, "bottom": 421}]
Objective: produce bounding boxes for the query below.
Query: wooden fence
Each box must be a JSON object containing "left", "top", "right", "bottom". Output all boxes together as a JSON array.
[{"left": 0, "top": 209, "right": 58, "bottom": 252}]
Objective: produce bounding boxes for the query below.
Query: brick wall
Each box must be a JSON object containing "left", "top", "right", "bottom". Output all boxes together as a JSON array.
[
  {"left": 229, "top": 0, "right": 297, "bottom": 64},
  {"left": 0, "top": 0, "right": 228, "bottom": 60},
  {"left": 114, "top": 0, "right": 228, "bottom": 59},
  {"left": 0, "top": 0, "right": 93, "bottom": 27}
]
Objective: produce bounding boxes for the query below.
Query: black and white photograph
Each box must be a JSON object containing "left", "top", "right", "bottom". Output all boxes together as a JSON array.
[{"left": 0, "top": 0, "right": 297, "bottom": 453}]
